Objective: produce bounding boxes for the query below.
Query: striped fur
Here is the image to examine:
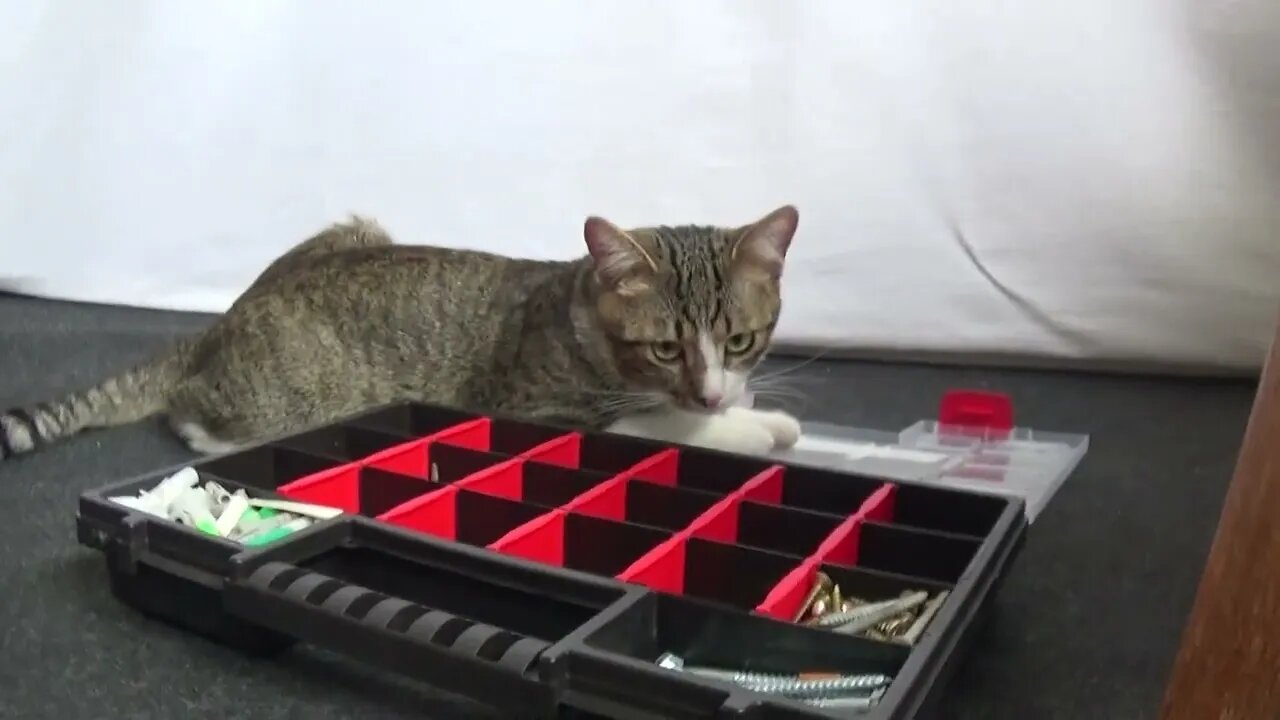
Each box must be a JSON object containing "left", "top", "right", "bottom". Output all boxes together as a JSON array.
[
  {"left": 1, "top": 207, "right": 798, "bottom": 461},
  {"left": 0, "top": 344, "right": 188, "bottom": 460}
]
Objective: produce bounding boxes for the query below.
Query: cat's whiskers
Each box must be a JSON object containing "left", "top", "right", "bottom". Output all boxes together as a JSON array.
[
  {"left": 750, "top": 349, "right": 832, "bottom": 383},
  {"left": 746, "top": 373, "right": 814, "bottom": 414}
]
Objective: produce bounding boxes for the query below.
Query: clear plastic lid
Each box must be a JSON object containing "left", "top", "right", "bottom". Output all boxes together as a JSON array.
[{"left": 762, "top": 393, "right": 1089, "bottom": 523}]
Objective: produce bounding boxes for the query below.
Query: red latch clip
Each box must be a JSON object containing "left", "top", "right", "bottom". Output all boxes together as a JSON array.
[{"left": 938, "top": 390, "right": 1014, "bottom": 438}]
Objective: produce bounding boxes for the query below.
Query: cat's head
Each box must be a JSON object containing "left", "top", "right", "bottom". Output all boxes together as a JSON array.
[{"left": 584, "top": 205, "right": 798, "bottom": 412}]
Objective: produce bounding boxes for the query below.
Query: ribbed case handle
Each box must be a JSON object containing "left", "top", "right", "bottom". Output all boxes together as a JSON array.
[{"left": 225, "top": 561, "right": 555, "bottom": 714}]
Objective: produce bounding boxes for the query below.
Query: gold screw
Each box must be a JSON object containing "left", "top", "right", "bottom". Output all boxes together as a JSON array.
[{"left": 792, "top": 572, "right": 833, "bottom": 622}]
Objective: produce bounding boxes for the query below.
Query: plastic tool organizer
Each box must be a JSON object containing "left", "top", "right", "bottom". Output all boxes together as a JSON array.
[{"left": 76, "top": 398, "right": 1031, "bottom": 719}]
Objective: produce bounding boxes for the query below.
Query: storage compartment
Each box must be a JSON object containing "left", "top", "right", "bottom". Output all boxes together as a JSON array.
[
  {"left": 630, "top": 447, "right": 778, "bottom": 496},
  {"left": 757, "top": 561, "right": 956, "bottom": 631},
  {"left": 879, "top": 483, "right": 1004, "bottom": 538},
  {"left": 621, "top": 537, "right": 805, "bottom": 611},
  {"left": 524, "top": 430, "right": 670, "bottom": 475},
  {"left": 378, "top": 486, "right": 551, "bottom": 548},
  {"left": 568, "top": 478, "right": 723, "bottom": 533},
  {"left": 345, "top": 402, "right": 482, "bottom": 438},
  {"left": 565, "top": 592, "right": 907, "bottom": 717},
  {"left": 272, "top": 424, "right": 412, "bottom": 462},
  {"left": 365, "top": 438, "right": 510, "bottom": 481},
  {"left": 830, "top": 522, "right": 983, "bottom": 584},
  {"left": 196, "top": 446, "right": 344, "bottom": 493},
  {"left": 435, "top": 417, "right": 574, "bottom": 457},
  {"left": 742, "top": 465, "right": 891, "bottom": 518},
  {"left": 584, "top": 591, "right": 907, "bottom": 675},
  {"left": 688, "top": 497, "right": 845, "bottom": 558},
  {"left": 278, "top": 465, "right": 442, "bottom": 517},
  {"left": 491, "top": 511, "right": 673, "bottom": 577},
  {"left": 458, "top": 460, "right": 613, "bottom": 509}
]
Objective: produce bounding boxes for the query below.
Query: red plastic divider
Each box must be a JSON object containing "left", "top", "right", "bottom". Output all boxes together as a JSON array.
[
  {"left": 617, "top": 534, "right": 687, "bottom": 593},
  {"left": 489, "top": 510, "right": 566, "bottom": 565},
  {"left": 378, "top": 485, "right": 463, "bottom": 538},
  {"left": 276, "top": 462, "right": 365, "bottom": 512},
  {"left": 361, "top": 419, "right": 490, "bottom": 477},
  {"left": 453, "top": 457, "right": 528, "bottom": 500}
]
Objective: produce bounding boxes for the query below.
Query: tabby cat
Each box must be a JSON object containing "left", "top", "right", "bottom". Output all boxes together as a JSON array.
[{"left": 0, "top": 206, "right": 803, "bottom": 462}]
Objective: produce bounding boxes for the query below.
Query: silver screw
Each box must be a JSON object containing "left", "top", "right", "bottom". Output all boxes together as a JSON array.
[
  {"left": 830, "top": 591, "right": 930, "bottom": 636},
  {"left": 656, "top": 653, "right": 893, "bottom": 698},
  {"left": 738, "top": 673, "right": 893, "bottom": 699},
  {"left": 804, "top": 594, "right": 903, "bottom": 628},
  {"left": 804, "top": 687, "right": 887, "bottom": 709},
  {"left": 897, "top": 590, "right": 949, "bottom": 646}
]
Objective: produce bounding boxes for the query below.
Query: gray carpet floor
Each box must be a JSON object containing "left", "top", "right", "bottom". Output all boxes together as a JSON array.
[{"left": 0, "top": 293, "right": 1257, "bottom": 719}]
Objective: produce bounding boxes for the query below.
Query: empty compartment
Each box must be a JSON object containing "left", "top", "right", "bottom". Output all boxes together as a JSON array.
[
  {"left": 880, "top": 483, "right": 1006, "bottom": 538},
  {"left": 379, "top": 486, "right": 551, "bottom": 548},
  {"left": 196, "top": 445, "right": 344, "bottom": 493},
  {"left": 344, "top": 402, "right": 482, "bottom": 438},
  {"left": 569, "top": 478, "right": 722, "bottom": 533},
  {"left": 272, "top": 424, "right": 411, "bottom": 462},
  {"left": 688, "top": 497, "right": 844, "bottom": 558},
  {"left": 524, "top": 430, "right": 670, "bottom": 475},
  {"left": 583, "top": 591, "right": 907, "bottom": 679},
  {"left": 435, "top": 417, "right": 573, "bottom": 457},
  {"left": 843, "top": 522, "right": 982, "bottom": 583},
  {"left": 273, "top": 526, "right": 626, "bottom": 644},
  {"left": 622, "top": 537, "right": 804, "bottom": 612},
  {"left": 492, "top": 511, "right": 672, "bottom": 577},
  {"left": 278, "top": 465, "right": 443, "bottom": 516},
  {"left": 460, "top": 460, "right": 612, "bottom": 509},
  {"left": 632, "top": 446, "right": 778, "bottom": 496},
  {"left": 366, "top": 439, "right": 510, "bottom": 482},
  {"left": 741, "top": 464, "right": 890, "bottom": 517}
]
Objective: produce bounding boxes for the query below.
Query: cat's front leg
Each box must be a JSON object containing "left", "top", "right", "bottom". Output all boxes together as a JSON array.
[{"left": 605, "top": 406, "right": 800, "bottom": 456}]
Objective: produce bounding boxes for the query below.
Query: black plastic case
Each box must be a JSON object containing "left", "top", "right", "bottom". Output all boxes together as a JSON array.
[{"left": 75, "top": 401, "right": 1028, "bottom": 719}]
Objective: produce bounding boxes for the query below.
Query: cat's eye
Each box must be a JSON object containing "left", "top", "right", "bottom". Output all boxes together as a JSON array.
[
  {"left": 725, "top": 331, "right": 755, "bottom": 355},
  {"left": 650, "top": 341, "right": 682, "bottom": 362}
]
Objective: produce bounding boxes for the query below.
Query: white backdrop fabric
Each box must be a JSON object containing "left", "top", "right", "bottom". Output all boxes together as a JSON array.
[{"left": 2, "top": 0, "right": 1278, "bottom": 372}]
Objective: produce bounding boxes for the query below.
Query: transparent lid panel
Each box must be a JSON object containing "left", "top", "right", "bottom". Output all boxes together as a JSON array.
[{"left": 767, "top": 419, "right": 1089, "bottom": 522}]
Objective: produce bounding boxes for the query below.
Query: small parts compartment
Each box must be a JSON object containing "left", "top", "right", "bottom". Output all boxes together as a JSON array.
[
  {"left": 379, "top": 486, "right": 549, "bottom": 548},
  {"left": 569, "top": 476, "right": 723, "bottom": 532},
  {"left": 458, "top": 459, "right": 614, "bottom": 509},
  {"left": 525, "top": 430, "right": 671, "bottom": 475},
  {"left": 197, "top": 445, "right": 346, "bottom": 493},
  {"left": 628, "top": 445, "right": 778, "bottom": 496},
  {"left": 565, "top": 591, "right": 907, "bottom": 718},
  {"left": 781, "top": 564, "right": 957, "bottom": 648},
  {"left": 225, "top": 520, "right": 629, "bottom": 716},
  {"left": 493, "top": 511, "right": 673, "bottom": 578},
  {"left": 272, "top": 424, "right": 412, "bottom": 462},
  {"left": 688, "top": 496, "right": 845, "bottom": 559},
  {"left": 622, "top": 536, "right": 806, "bottom": 612},
  {"left": 277, "top": 465, "right": 438, "bottom": 516}
]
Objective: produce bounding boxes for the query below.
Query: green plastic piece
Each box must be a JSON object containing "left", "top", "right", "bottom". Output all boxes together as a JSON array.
[{"left": 243, "top": 525, "right": 295, "bottom": 546}]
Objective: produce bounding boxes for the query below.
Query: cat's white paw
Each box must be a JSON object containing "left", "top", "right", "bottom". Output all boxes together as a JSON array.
[
  {"left": 726, "top": 407, "right": 802, "bottom": 450},
  {"left": 710, "top": 416, "right": 777, "bottom": 455}
]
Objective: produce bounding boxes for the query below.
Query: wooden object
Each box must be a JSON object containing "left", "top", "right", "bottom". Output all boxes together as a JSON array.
[{"left": 1160, "top": 314, "right": 1280, "bottom": 719}]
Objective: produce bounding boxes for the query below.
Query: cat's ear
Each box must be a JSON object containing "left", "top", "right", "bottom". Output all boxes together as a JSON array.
[
  {"left": 584, "top": 216, "right": 658, "bottom": 293},
  {"left": 732, "top": 205, "right": 798, "bottom": 279}
]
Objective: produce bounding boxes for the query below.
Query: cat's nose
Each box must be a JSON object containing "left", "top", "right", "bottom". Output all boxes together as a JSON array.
[{"left": 699, "top": 392, "right": 724, "bottom": 409}]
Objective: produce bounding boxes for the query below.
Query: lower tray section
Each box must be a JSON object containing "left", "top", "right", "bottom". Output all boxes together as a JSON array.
[{"left": 553, "top": 591, "right": 909, "bottom": 719}]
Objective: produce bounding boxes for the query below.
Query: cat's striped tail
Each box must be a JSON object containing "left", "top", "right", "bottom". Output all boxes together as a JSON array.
[{"left": 0, "top": 342, "right": 190, "bottom": 461}]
